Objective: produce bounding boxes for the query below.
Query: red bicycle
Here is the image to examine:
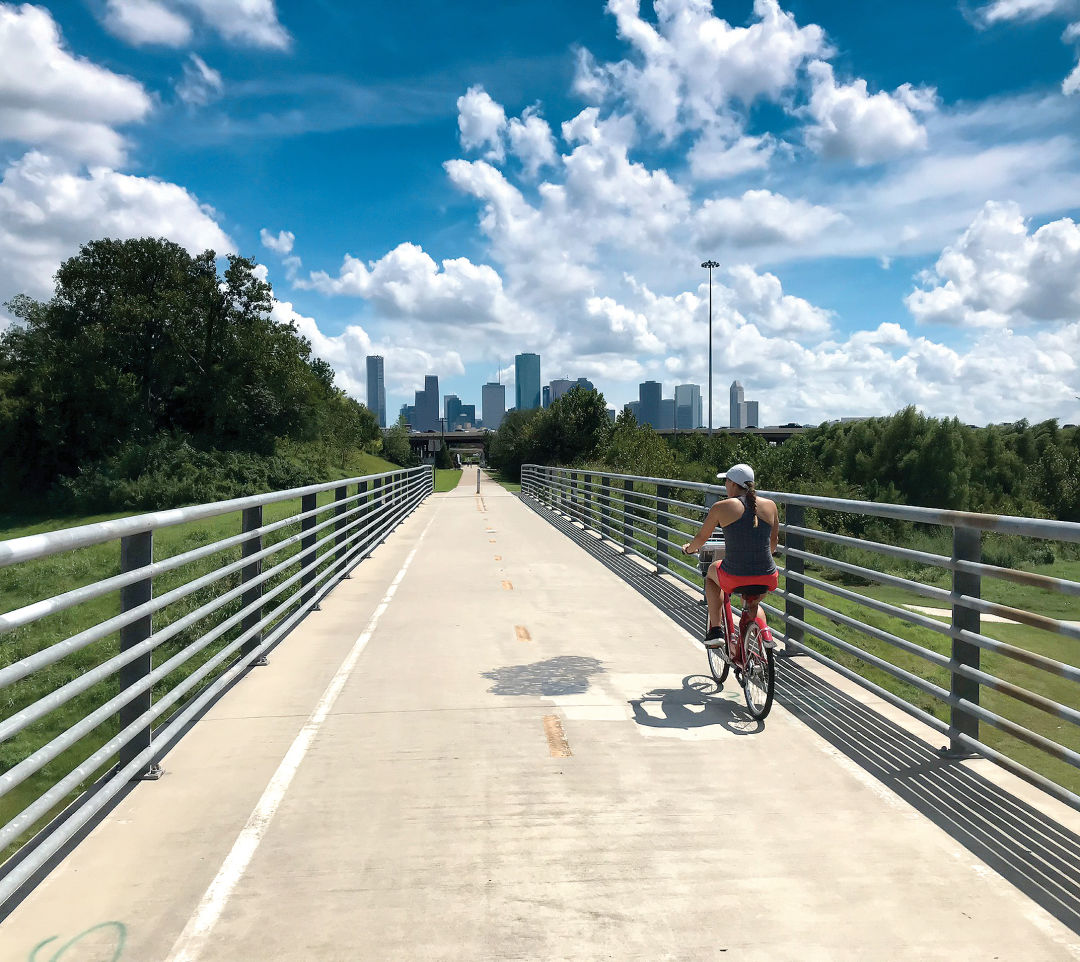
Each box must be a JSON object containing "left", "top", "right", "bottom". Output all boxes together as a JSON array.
[{"left": 696, "top": 542, "right": 777, "bottom": 720}]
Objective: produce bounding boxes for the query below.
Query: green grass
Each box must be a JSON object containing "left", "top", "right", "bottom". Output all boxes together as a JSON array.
[
  {"left": 0, "top": 449, "right": 407, "bottom": 860},
  {"left": 434, "top": 469, "right": 462, "bottom": 493},
  {"left": 486, "top": 469, "right": 521, "bottom": 493}
]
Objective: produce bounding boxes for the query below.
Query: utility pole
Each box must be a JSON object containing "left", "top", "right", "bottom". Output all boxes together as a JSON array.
[{"left": 701, "top": 260, "right": 719, "bottom": 436}]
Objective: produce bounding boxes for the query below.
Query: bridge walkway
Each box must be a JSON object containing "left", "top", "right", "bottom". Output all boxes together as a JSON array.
[{"left": 2, "top": 468, "right": 1079, "bottom": 960}]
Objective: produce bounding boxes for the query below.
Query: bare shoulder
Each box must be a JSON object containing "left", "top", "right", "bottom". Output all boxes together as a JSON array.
[{"left": 757, "top": 496, "right": 779, "bottom": 521}]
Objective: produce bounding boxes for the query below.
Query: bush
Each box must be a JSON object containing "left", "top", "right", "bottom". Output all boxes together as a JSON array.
[{"left": 52, "top": 434, "right": 326, "bottom": 513}]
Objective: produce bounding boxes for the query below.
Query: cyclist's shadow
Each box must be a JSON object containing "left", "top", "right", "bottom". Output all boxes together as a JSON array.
[{"left": 629, "top": 675, "right": 764, "bottom": 735}]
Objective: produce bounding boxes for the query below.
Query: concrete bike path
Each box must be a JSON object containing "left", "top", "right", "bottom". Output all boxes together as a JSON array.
[{"left": 2, "top": 467, "right": 1078, "bottom": 961}]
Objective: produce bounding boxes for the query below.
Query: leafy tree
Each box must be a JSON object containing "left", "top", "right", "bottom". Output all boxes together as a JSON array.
[
  {"left": 488, "top": 408, "right": 543, "bottom": 480},
  {"left": 0, "top": 236, "right": 360, "bottom": 504},
  {"left": 382, "top": 415, "right": 417, "bottom": 467}
]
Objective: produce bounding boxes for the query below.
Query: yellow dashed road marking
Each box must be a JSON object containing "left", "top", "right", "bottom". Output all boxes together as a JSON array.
[
  {"left": 501, "top": 580, "right": 513, "bottom": 591},
  {"left": 543, "top": 715, "right": 572, "bottom": 757},
  {"left": 514, "top": 625, "right": 531, "bottom": 642}
]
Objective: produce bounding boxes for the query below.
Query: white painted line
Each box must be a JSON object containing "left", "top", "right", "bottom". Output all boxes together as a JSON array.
[{"left": 166, "top": 509, "right": 437, "bottom": 962}]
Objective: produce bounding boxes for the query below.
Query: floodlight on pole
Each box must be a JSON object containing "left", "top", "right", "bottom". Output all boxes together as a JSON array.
[{"left": 701, "top": 260, "right": 720, "bottom": 437}]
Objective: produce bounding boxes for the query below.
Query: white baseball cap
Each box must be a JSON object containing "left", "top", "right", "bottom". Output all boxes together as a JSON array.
[{"left": 717, "top": 462, "right": 754, "bottom": 487}]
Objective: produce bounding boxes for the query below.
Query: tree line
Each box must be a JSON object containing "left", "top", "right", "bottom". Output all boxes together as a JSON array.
[
  {"left": 486, "top": 388, "right": 1080, "bottom": 523},
  {"left": 0, "top": 237, "right": 385, "bottom": 512}
]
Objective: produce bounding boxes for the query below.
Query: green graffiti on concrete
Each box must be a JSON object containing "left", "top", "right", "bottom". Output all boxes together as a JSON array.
[{"left": 29, "top": 921, "right": 127, "bottom": 961}]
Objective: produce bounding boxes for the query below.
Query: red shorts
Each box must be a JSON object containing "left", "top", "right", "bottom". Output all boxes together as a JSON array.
[{"left": 711, "top": 564, "right": 778, "bottom": 598}]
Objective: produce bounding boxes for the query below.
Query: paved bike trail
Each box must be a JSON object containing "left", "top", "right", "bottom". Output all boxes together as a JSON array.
[{"left": 2, "top": 467, "right": 1078, "bottom": 961}]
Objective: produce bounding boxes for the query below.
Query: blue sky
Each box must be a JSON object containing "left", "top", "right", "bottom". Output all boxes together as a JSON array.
[{"left": 1, "top": 0, "right": 1079, "bottom": 425}]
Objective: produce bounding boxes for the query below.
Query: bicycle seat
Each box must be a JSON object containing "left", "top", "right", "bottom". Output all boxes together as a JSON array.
[{"left": 733, "top": 585, "right": 770, "bottom": 596}]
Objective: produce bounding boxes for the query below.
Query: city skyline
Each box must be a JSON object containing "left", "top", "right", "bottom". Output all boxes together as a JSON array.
[
  {"left": 385, "top": 350, "right": 772, "bottom": 430},
  {"left": 7, "top": 4, "right": 1077, "bottom": 429}
]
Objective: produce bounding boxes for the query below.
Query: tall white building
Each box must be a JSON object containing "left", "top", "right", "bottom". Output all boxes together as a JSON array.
[
  {"left": 730, "top": 380, "right": 745, "bottom": 429},
  {"left": 482, "top": 382, "right": 506, "bottom": 430}
]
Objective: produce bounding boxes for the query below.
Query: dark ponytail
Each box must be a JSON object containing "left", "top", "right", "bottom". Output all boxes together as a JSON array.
[{"left": 744, "top": 482, "right": 758, "bottom": 526}]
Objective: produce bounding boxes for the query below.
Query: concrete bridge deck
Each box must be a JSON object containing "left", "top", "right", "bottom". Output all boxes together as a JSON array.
[{"left": 2, "top": 468, "right": 1080, "bottom": 961}]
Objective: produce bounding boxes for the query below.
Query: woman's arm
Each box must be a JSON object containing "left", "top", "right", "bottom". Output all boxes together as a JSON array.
[
  {"left": 770, "top": 502, "right": 779, "bottom": 554},
  {"left": 683, "top": 500, "right": 732, "bottom": 553}
]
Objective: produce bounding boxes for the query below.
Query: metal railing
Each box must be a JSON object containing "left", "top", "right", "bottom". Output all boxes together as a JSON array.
[
  {"left": 0, "top": 465, "right": 433, "bottom": 901},
  {"left": 521, "top": 464, "right": 1080, "bottom": 812}
]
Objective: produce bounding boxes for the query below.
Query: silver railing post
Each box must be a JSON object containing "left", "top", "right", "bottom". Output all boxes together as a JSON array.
[
  {"left": 241, "top": 506, "right": 267, "bottom": 665},
  {"left": 601, "top": 475, "right": 611, "bottom": 538},
  {"left": 570, "top": 471, "right": 578, "bottom": 517},
  {"left": 301, "top": 492, "right": 318, "bottom": 607},
  {"left": 583, "top": 472, "right": 592, "bottom": 530},
  {"left": 656, "top": 483, "right": 670, "bottom": 574},
  {"left": 948, "top": 525, "right": 982, "bottom": 756},
  {"left": 623, "top": 479, "right": 634, "bottom": 549},
  {"left": 335, "top": 486, "right": 349, "bottom": 579},
  {"left": 783, "top": 502, "right": 805, "bottom": 655},
  {"left": 118, "top": 531, "right": 161, "bottom": 780}
]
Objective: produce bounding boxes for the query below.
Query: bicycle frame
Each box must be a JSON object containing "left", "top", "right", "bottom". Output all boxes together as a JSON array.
[{"left": 718, "top": 590, "right": 772, "bottom": 670}]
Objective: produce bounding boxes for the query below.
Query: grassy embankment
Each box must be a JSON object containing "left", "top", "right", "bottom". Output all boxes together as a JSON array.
[
  {"left": 0, "top": 451, "right": 412, "bottom": 859},
  {"left": 538, "top": 476, "right": 1080, "bottom": 796},
  {"left": 434, "top": 469, "right": 462, "bottom": 493}
]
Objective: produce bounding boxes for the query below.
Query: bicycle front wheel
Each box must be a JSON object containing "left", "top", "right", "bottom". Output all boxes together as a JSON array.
[
  {"left": 741, "top": 624, "right": 775, "bottom": 719},
  {"left": 707, "top": 641, "right": 729, "bottom": 685}
]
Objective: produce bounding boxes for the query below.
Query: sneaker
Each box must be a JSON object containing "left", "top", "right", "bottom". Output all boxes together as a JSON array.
[{"left": 704, "top": 625, "right": 724, "bottom": 646}]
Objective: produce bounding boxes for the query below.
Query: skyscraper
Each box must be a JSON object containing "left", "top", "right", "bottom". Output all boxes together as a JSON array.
[
  {"left": 549, "top": 378, "right": 573, "bottom": 402},
  {"left": 575, "top": 377, "right": 595, "bottom": 392},
  {"left": 365, "top": 355, "right": 386, "bottom": 427},
  {"left": 730, "top": 380, "right": 745, "bottom": 429},
  {"left": 412, "top": 375, "right": 439, "bottom": 431},
  {"left": 444, "top": 394, "right": 462, "bottom": 426},
  {"left": 660, "top": 398, "right": 676, "bottom": 430},
  {"left": 675, "top": 384, "right": 702, "bottom": 430},
  {"left": 542, "top": 385, "right": 551, "bottom": 408},
  {"left": 639, "top": 380, "right": 662, "bottom": 427},
  {"left": 745, "top": 400, "right": 760, "bottom": 428},
  {"left": 516, "top": 353, "right": 541, "bottom": 411},
  {"left": 482, "top": 382, "right": 505, "bottom": 429}
]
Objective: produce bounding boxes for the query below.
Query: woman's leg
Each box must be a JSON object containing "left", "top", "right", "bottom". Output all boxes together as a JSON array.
[{"left": 705, "top": 566, "right": 723, "bottom": 631}]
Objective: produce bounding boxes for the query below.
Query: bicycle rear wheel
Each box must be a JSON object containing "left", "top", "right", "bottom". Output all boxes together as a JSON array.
[{"left": 741, "top": 624, "right": 775, "bottom": 719}]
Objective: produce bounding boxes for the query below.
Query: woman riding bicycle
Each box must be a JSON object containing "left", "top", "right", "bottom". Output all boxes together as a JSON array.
[{"left": 682, "top": 463, "right": 779, "bottom": 644}]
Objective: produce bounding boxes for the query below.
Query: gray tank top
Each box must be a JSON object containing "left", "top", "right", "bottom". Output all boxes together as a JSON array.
[{"left": 720, "top": 496, "right": 776, "bottom": 577}]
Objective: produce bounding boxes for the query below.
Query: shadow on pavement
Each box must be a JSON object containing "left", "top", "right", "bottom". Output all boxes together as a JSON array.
[
  {"left": 630, "top": 674, "right": 764, "bottom": 736},
  {"left": 482, "top": 655, "right": 605, "bottom": 696},
  {"left": 521, "top": 493, "right": 1080, "bottom": 935}
]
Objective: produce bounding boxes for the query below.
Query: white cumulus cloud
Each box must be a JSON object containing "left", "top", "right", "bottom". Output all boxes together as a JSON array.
[
  {"left": 103, "top": 0, "right": 192, "bottom": 47},
  {"left": 101, "top": 0, "right": 290, "bottom": 49},
  {"left": 906, "top": 200, "right": 1080, "bottom": 328},
  {"left": 694, "top": 189, "right": 844, "bottom": 247},
  {"left": 260, "top": 228, "right": 295, "bottom": 255},
  {"left": 300, "top": 242, "right": 521, "bottom": 331},
  {"left": 456, "top": 85, "right": 507, "bottom": 162},
  {"left": 804, "top": 61, "right": 937, "bottom": 165},
  {"left": 0, "top": 4, "right": 152, "bottom": 165},
  {"left": 0, "top": 152, "right": 233, "bottom": 303},
  {"left": 508, "top": 107, "right": 557, "bottom": 177}
]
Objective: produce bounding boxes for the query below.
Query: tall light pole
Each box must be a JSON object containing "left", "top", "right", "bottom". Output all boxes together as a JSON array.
[{"left": 701, "top": 260, "right": 719, "bottom": 437}]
